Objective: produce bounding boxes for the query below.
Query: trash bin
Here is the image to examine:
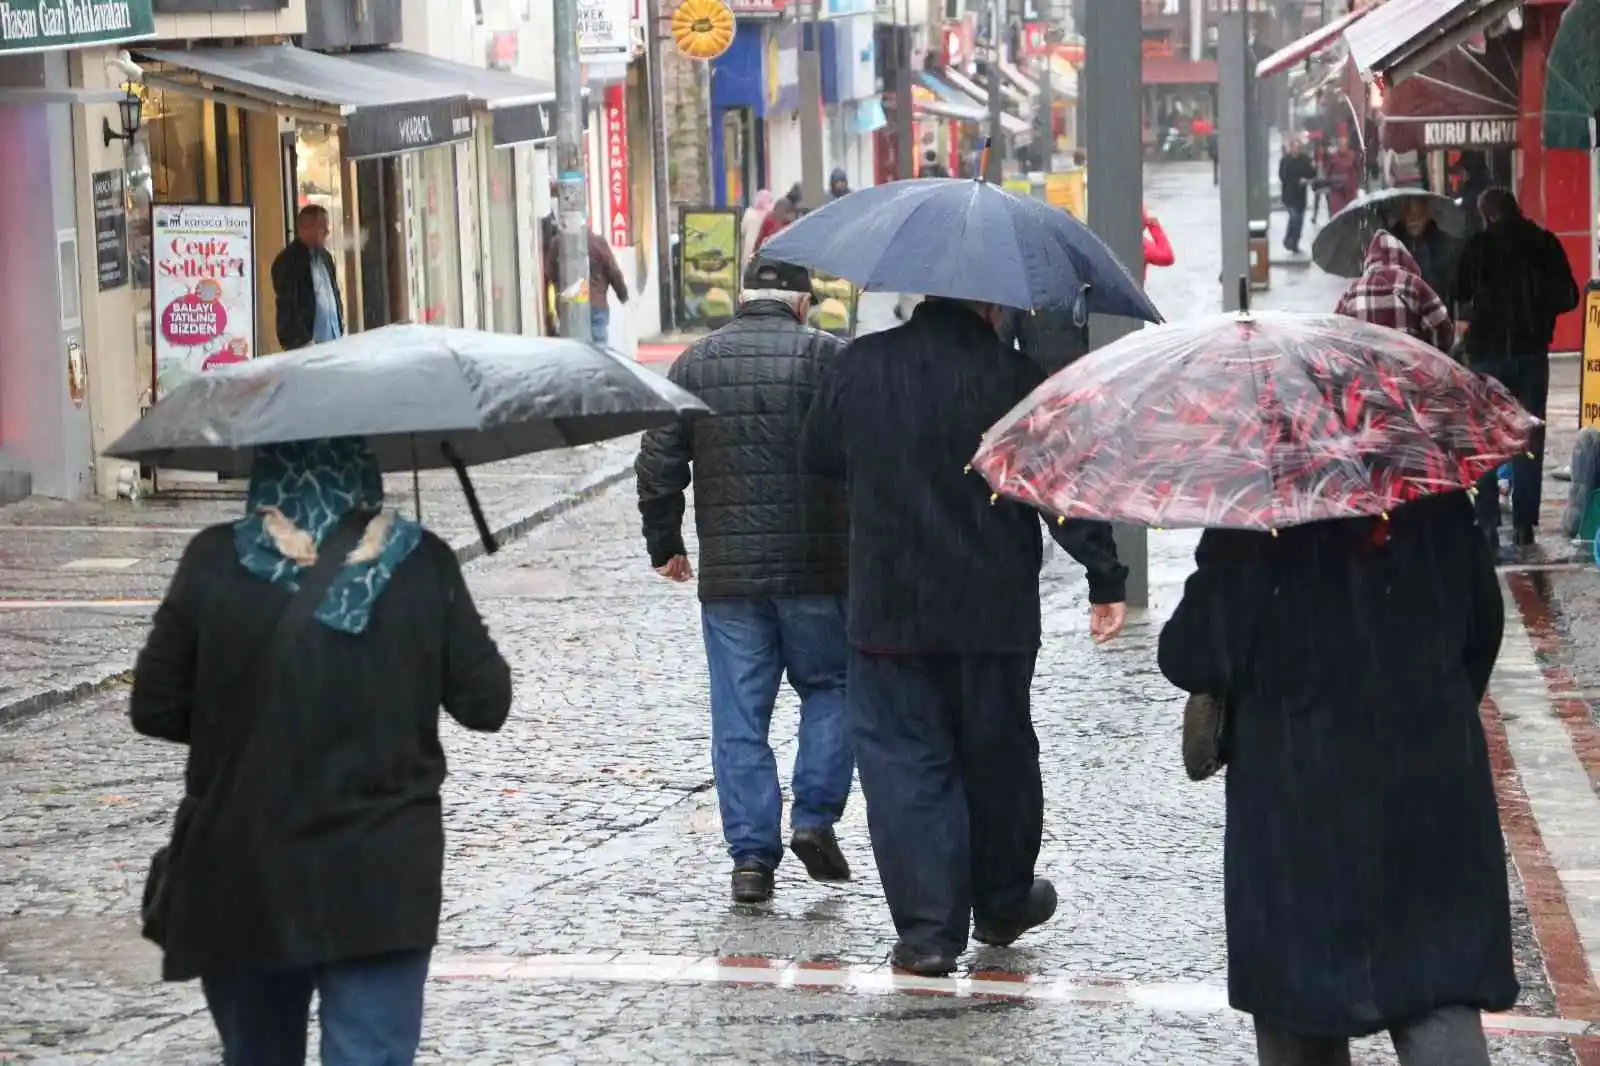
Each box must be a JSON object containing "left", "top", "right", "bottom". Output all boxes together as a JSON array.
[{"left": 1248, "top": 219, "right": 1271, "bottom": 290}]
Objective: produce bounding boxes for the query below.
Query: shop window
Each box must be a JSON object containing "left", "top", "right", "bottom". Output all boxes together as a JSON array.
[
  {"left": 295, "top": 125, "right": 354, "bottom": 324},
  {"left": 484, "top": 144, "right": 521, "bottom": 334},
  {"left": 404, "top": 148, "right": 465, "bottom": 328}
]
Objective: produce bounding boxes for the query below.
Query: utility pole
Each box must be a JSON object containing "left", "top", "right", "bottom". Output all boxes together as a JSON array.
[
  {"left": 799, "top": 0, "right": 827, "bottom": 207},
  {"left": 1034, "top": 20, "right": 1055, "bottom": 172},
  {"left": 1083, "top": 0, "right": 1147, "bottom": 607},
  {"left": 894, "top": 1, "right": 914, "bottom": 179},
  {"left": 985, "top": 0, "right": 1004, "bottom": 182},
  {"left": 553, "top": 0, "right": 592, "bottom": 342},
  {"left": 644, "top": 0, "right": 676, "bottom": 331},
  {"left": 1218, "top": 4, "right": 1250, "bottom": 311}
]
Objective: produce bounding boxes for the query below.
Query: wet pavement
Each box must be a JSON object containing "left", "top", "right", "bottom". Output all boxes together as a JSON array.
[{"left": 4, "top": 163, "right": 1600, "bottom": 1064}]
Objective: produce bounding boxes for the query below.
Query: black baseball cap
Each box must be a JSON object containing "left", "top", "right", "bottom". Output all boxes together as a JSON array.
[{"left": 742, "top": 257, "right": 813, "bottom": 294}]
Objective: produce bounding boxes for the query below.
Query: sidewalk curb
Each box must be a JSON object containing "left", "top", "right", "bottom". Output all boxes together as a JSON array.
[{"left": 0, "top": 461, "right": 637, "bottom": 730}]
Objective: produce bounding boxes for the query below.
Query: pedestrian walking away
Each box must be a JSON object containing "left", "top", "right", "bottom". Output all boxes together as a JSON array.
[
  {"left": 1334, "top": 231, "right": 1454, "bottom": 353},
  {"left": 635, "top": 257, "right": 854, "bottom": 906},
  {"left": 1278, "top": 138, "right": 1316, "bottom": 254},
  {"left": 543, "top": 223, "right": 630, "bottom": 346},
  {"left": 801, "top": 297, "right": 1129, "bottom": 976},
  {"left": 1158, "top": 492, "right": 1515, "bottom": 1066},
  {"left": 1454, "top": 186, "right": 1581, "bottom": 555},
  {"left": 741, "top": 189, "right": 774, "bottom": 266},
  {"left": 271, "top": 205, "right": 344, "bottom": 351},
  {"left": 131, "top": 437, "right": 513, "bottom": 1065},
  {"left": 1322, "top": 133, "right": 1361, "bottom": 215}
]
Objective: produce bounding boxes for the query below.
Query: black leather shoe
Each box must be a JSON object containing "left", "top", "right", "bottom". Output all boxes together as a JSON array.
[
  {"left": 973, "top": 878, "right": 1059, "bottom": 947},
  {"left": 889, "top": 940, "right": 959, "bottom": 976},
  {"left": 1513, "top": 523, "right": 1536, "bottom": 548},
  {"left": 790, "top": 826, "right": 851, "bottom": 883},
  {"left": 731, "top": 863, "right": 774, "bottom": 904}
]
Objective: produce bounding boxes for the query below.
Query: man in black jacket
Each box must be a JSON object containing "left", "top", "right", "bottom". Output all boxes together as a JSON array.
[
  {"left": 1455, "top": 187, "right": 1581, "bottom": 554},
  {"left": 270, "top": 205, "right": 344, "bottom": 350},
  {"left": 1278, "top": 138, "right": 1316, "bottom": 254},
  {"left": 801, "top": 297, "right": 1128, "bottom": 976},
  {"left": 635, "top": 258, "right": 852, "bottom": 906}
]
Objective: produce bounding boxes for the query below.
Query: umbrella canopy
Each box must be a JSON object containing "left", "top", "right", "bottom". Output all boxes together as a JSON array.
[
  {"left": 1542, "top": 0, "right": 1600, "bottom": 150},
  {"left": 971, "top": 311, "right": 1536, "bottom": 531},
  {"left": 757, "top": 177, "right": 1162, "bottom": 323},
  {"left": 104, "top": 324, "right": 710, "bottom": 473},
  {"left": 1311, "top": 189, "right": 1467, "bottom": 278}
]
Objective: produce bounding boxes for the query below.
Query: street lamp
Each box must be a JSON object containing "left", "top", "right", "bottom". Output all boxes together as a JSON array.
[{"left": 103, "top": 89, "right": 143, "bottom": 149}]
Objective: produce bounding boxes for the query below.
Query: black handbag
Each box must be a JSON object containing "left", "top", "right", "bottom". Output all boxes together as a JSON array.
[
  {"left": 1181, "top": 693, "right": 1228, "bottom": 782},
  {"left": 141, "top": 509, "right": 374, "bottom": 948}
]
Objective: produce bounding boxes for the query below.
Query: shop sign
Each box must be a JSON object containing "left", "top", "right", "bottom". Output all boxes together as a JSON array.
[
  {"left": 1580, "top": 282, "right": 1600, "bottom": 428},
  {"left": 765, "top": 19, "right": 800, "bottom": 115},
  {"left": 1142, "top": 37, "right": 1173, "bottom": 60},
  {"left": 1420, "top": 118, "right": 1517, "bottom": 149},
  {"left": 0, "top": 0, "right": 155, "bottom": 55},
  {"left": 833, "top": 9, "right": 876, "bottom": 102},
  {"left": 1020, "top": 22, "right": 1049, "bottom": 58},
  {"left": 603, "top": 85, "right": 631, "bottom": 247},
  {"left": 727, "top": 0, "right": 786, "bottom": 14},
  {"left": 92, "top": 169, "right": 128, "bottom": 292},
  {"left": 150, "top": 203, "right": 255, "bottom": 402},
  {"left": 578, "top": 0, "right": 632, "bottom": 61},
  {"left": 942, "top": 16, "right": 975, "bottom": 71},
  {"left": 679, "top": 208, "right": 740, "bottom": 329},
  {"left": 343, "top": 96, "right": 473, "bottom": 160}
]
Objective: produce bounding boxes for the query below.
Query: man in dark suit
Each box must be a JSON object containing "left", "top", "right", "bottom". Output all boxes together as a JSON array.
[
  {"left": 270, "top": 205, "right": 343, "bottom": 350},
  {"left": 801, "top": 297, "right": 1128, "bottom": 975}
]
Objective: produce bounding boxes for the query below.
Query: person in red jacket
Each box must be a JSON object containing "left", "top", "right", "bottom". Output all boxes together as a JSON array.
[{"left": 1142, "top": 207, "right": 1174, "bottom": 283}]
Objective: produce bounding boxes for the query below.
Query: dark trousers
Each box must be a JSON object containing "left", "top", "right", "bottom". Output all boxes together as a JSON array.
[
  {"left": 1254, "top": 1006, "right": 1489, "bottom": 1066},
  {"left": 847, "top": 648, "right": 1042, "bottom": 955},
  {"left": 1284, "top": 206, "right": 1306, "bottom": 252},
  {"left": 202, "top": 949, "right": 431, "bottom": 1066},
  {"left": 1474, "top": 354, "right": 1550, "bottom": 533}
]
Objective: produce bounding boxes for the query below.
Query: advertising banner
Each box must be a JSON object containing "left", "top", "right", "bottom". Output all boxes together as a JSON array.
[
  {"left": 603, "top": 84, "right": 631, "bottom": 247},
  {"left": 679, "top": 209, "right": 741, "bottom": 329},
  {"left": 1580, "top": 281, "right": 1600, "bottom": 428},
  {"left": 151, "top": 203, "right": 255, "bottom": 401},
  {"left": 577, "top": 0, "right": 632, "bottom": 62},
  {"left": 808, "top": 270, "right": 857, "bottom": 338},
  {"left": 92, "top": 169, "right": 128, "bottom": 291}
]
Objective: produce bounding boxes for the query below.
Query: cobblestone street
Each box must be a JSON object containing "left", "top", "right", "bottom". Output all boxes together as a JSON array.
[{"left": 6, "top": 164, "right": 1600, "bottom": 1063}]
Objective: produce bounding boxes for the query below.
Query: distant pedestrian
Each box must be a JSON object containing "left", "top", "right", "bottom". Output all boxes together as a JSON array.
[
  {"left": 754, "top": 196, "right": 795, "bottom": 252},
  {"left": 1455, "top": 187, "right": 1581, "bottom": 553},
  {"left": 1388, "top": 197, "right": 1457, "bottom": 307},
  {"left": 920, "top": 150, "right": 950, "bottom": 179},
  {"left": 741, "top": 189, "right": 775, "bottom": 265},
  {"left": 1142, "top": 207, "right": 1174, "bottom": 283},
  {"left": 801, "top": 297, "right": 1128, "bottom": 976},
  {"left": 636, "top": 258, "right": 854, "bottom": 905},
  {"left": 1278, "top": 138, "right": 1316, "bottom": 254},
  {"left": 1323, "top": 133, "right": 1360, "bottom": 215},
  {"left": 270, "top": 205, "right": 343, "bottom": 351},
  {"left": 1159, "top": 491, "right": 1513, "bottom": 1066},
  {"left": 828, "top": 167, "right": 851, "bottom": 200},
  {"left": 1309, "top": 143, "right": 1330, "bottom": 224},
  {"left": 542, "top": 224, "right": 629, "bottom": 346},
  {"left": 1334, "top": 231, "right": 1454, "bottom": 353},
  {"left": 132, "top": 437, "right": 512, "bottom": 1066}
]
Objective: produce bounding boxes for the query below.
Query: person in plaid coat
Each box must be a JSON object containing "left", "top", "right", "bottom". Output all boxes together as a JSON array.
[{"left": 1334, "top": 231, "right": 1454, "bottom": 352}]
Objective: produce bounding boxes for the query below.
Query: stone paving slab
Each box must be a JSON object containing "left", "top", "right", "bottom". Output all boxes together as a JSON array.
[{"left": 0, "top": 439, "right": 640, "bottom": 724}]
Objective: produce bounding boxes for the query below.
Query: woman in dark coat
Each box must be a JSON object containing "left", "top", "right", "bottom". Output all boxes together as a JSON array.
[
  {"left": 1158, "top": 491, "right": 1515, "bottom": 1066},
  {"left": 132, "top": 437, "right": 512, "bottom": 1065}
]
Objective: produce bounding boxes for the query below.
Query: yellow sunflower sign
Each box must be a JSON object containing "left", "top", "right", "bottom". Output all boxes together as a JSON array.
[{"left": 671, "top": 0, "right": 735, "bottom": 61}]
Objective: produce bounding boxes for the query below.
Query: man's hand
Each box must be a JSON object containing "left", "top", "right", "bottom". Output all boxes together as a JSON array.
[
  {"left": 1089, "top": 602, "right": 1126, "bottom": 644},
  {"left": 655, "top": 555, "right": 694, "bottom": 583}
]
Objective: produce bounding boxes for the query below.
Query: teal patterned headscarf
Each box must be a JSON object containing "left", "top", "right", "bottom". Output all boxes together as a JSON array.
[{"left": 233, "top": 438, "right": 423, "bottom": 635}]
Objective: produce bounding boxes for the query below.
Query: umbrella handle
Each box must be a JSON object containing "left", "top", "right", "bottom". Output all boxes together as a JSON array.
[{"left": 440, "top": 441, "right": 498, "bottom": 556}]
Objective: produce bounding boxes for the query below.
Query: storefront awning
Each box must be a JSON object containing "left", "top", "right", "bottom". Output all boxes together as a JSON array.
[
  {"left": 137, "top": 44, "right": 474, "bottom": 160},
  {"left": 1542, "top": 0, "right": 1600, "bottom": 149},
  {"left": 1142, "top": 57, "right": 1218, "bottom": 85},
  {"left": 1256, "top": 8, "right": 1368, "bottom": 78},
  {"left": 999, "top": 61, "right": 1040, "bottom": 98},
  {"left": 340, "top": 49, "right": 558, "bottom": 147},
  {"left": 1380, "top": 31, "right": 1520, "bottom": 153},
  {"left": 1344, "top": 0, "right": 1522, "bottom": 82},
  {"left": 921, "top": 72, "right": 1032, "bottom": 135}
]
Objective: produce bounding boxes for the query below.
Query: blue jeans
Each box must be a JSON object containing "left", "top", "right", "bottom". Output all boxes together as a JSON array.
[
  {"left": 590, "top": 306, "right": 611, "bottom": 346},
  {"left": 700, "top": 595, "right": 852, "bottom": 869},
  {"left": 1284, "top": 205, "right": 1306, "bottom": 252},
  {"left": 202, "top": 949, "right": 431, "bottom": 1066}
]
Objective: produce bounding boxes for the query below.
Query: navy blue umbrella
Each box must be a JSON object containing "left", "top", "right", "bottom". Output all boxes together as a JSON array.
[{"left": 759, "top": 177, "right": 1162, "bottom": 322}]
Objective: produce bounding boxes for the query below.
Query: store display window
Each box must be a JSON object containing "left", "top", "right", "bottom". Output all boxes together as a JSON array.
[
  {"left": 404, "top": 147, "right": 465, "bottom": 328},
  {"left": 484, "top": 143, "right": 521, "bottom": 334},
  {"left": 295, "top": 125, "right": 354, "bottom": 321}
]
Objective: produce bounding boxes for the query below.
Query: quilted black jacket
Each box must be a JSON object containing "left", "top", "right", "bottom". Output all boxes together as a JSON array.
[{"left": 635, "top": 300, "right": 849, "bottom": 601}]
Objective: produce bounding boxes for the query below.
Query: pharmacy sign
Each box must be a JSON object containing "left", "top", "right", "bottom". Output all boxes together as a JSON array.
[{"left": 0, "top": 0, "right": 155, "bottom": 55}]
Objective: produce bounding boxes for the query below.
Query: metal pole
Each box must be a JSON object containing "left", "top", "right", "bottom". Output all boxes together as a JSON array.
[
  {"left": 1070, "top": 0, "right": 1085, "bottom": 151},
  {"left": 894, "top": 13, "right": 915, "bottom": 180},
  {"left": 1218, "top": 8, "right": 1250, "bottom": 312},
  {"left": 1245, "top": 32, "right": 1271, "bottom": 226},
  {"left": 985, "top": 0, "right": 1004, "bottom": 182},
  {"left": 800, "top": 1, "right": 827, "bottom": 207},
  {"left": 553, "top": 0, "right": 592, "bottom": 342},
  {"left": 1082, "top": 0, "right": 1146, "bottom": 607},
  {"left": 1035, "top": 29, "right": 1053, "bottom": 171},
  {"left": 645, "top": 0, "right": 676, "bottom": 332}
]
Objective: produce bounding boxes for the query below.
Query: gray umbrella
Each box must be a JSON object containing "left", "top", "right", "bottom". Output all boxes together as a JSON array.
[
  {"left": 104, "top": 325, "right": 710, "bottom": 552},
  {"left": 1310, "top": 188, "right": 1468, "bottom": 278}
]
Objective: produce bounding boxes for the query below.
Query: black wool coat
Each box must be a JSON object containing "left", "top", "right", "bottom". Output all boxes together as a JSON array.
[
  {"left": 132, "top": 526, "right": 512, "bottom": 981},
  {"left": 1158, "top": 492, "right": 1517, "bottom": 1038}
]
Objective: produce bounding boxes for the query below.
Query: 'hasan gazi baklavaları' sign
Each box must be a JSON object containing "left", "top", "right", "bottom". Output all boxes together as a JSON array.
[{"left": 0, "top": 1, "right": 156, "bottom": 55}]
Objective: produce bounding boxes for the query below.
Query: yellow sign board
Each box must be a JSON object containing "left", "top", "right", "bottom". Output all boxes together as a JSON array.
[
  {"left": 1583, "top": 283, "right": 1600, "bottom": 428},
  {"left": 1044, "top": 170, "right": 1085, "bottom": 221}
]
